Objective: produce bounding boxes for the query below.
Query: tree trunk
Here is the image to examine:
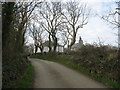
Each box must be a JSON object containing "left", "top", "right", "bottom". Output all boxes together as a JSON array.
[
  {"left": 39, "top": 46, "right": 43, "bottom": 53},
  {"left": 53, "top": 36, "right": 57, "bottom": 52},
  {"left": 35, "top": 45, "right": 38, "bottom": 54},
  {"left": 48, "top": 34, "right": 52, "bottom": 52},
  {"left": 69, "top": 30, "right": 76, "bottom": 49}
]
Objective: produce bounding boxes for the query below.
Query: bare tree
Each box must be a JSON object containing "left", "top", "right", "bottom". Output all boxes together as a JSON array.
[
  {"left": 60, "top": 24, "right": 71, "bottom": 49},
  {"left": 101, "top": 1, "right": 120, "bottom": 28},
  {"left": 37, "top": 2, "right": 64, "bottom": 52},
  {"left": 101, "top": 1, "right": 120, "bottom": 57},
  {"left": 61, "top": 31, "right": 69, "bottom": 49},
  {"left": 14, "top": 1, "right": 42, "bottom": 53},
  {"left": 62, "top": 2, "right": 90, "bottom": 49},
  {"left": 28, "top": 22, "right": 45, "bottom": 53}
]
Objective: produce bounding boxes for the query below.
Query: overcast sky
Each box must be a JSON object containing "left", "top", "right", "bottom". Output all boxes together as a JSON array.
[
  {"left": 28, "top": 0, "right": 118, "bottom": 47},
  {"left": 76, "top": 0, "right": 118, "bottom": 46}
]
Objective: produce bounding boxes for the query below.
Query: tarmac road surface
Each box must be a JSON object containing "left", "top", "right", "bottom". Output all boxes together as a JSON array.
[{"left": 30, "top": 58, "right": 109, "bottom": 88}]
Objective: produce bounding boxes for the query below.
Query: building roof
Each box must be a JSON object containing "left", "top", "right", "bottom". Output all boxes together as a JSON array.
[
  {"left": 71, "top": 43, "right": 82, "bottom": 49},
  {"left": 71, "top": 36, "right": 83, "bottom": 49}
]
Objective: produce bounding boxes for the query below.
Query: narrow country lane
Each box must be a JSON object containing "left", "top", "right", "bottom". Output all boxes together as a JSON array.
[{"left": 30, "top": 58, "right": 110, "bottom": 88}]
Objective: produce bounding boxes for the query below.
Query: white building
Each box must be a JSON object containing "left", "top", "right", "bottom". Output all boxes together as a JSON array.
[
  {"left": 71, "top": 37, "right": 83, "bottom": 51},
  {"left": 42, "top": 41, "right": 64, "bottom": 53}
]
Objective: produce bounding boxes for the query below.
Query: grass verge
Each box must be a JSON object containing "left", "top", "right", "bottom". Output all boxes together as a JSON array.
[
  {"left": 34, "top": 57, "right": 120, "bottom": 89},
  {"left": 6, "top": 63, "right": 34, "bottom": 88},
  {"left": 15, "top": 63, "right": 34, "bottom": 88}
]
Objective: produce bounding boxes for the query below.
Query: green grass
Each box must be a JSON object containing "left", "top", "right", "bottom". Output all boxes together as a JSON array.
[
  {"left": 6, "top": 63, "right": 34, "bottom": 88},
  {"left": 15, "top": 63, "right": 34, "bottom": 88},
  {"left": 33, "top": 56, "right": 120, "bottom": 89},
  {"left": 101, "top": 76, "right": 120, "bottom": 88}
]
